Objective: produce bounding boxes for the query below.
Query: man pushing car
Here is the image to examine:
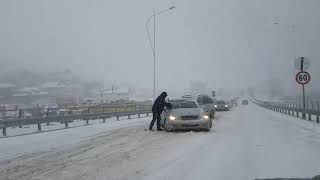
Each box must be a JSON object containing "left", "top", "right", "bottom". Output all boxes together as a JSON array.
[{"left": 149, "top": 92, "right": 172, "bottom": 131}]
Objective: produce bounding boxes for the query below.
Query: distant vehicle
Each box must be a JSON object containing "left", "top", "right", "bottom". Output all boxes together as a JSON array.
[
  {"left": 242, "top": 99, "right": 249, "bottom": 105},
  {"left": 58, "top": 109, "right": 71, "bottom": 115},
  {"left": 196, "top": 94, "right": 215, "bottom": 119},
  {"left": 42, "top": 109, "right": 59, "bottom": 117},
  {"left": 24, "top": 112, "right": 33, "bottom": 118},
  {"left": 214, "top": 100, "right": 230, "bottom": 111},
  {"left": 160, "top": 98, "right": 212, "bottom": 132}
]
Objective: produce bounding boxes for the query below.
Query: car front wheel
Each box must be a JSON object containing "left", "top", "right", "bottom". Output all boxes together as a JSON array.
[{"left": 164, "top": 119, "right": 173, "bottom": 132}]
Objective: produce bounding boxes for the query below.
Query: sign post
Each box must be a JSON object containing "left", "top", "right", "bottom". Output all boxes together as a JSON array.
[
  {"left": 295, "top": 57, "right": 311, "bottom": 119},
  {"left": 212, "top": 90, "right": 216, "bottom": 98}
]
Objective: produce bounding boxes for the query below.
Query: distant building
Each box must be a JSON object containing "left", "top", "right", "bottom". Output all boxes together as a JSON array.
[
  {"left": 100, "top": 88, "right": 130, "bottom": 102},
  {"left": 0, "top": 83, "right": 16, "bottom": 97},
  {"left": 56, "top": 97, "right": 77, "bottom": 107},
  {"left": 10, "top": 87, "right": 51, "bottom": 105}
]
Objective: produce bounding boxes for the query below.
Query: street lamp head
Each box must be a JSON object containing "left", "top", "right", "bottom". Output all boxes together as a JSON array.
[
  {"left": 273, "top": 22, "right": 279, "bottom": 25},
  {"left": 169, "top": 6, "right": 176, "bottom": 10}
]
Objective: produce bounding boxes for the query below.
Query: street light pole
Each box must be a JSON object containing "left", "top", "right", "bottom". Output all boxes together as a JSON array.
[
  {"left": 153, "top": 10, "right": 156, "bottom": 101},
  {"left": 146, "top": 6, "right": 176, "bottom": 100}
]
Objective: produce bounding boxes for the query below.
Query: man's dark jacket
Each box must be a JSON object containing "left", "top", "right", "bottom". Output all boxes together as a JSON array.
[{"left": 152, "top": 92, "right": 171, "bottom": 113}]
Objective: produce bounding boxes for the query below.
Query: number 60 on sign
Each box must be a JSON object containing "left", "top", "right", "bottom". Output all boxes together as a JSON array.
[{"left": 295, "top": 71, "right": 311, "bottom": 85}]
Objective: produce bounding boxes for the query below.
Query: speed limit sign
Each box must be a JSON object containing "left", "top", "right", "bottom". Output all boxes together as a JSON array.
[{"left": 296, "top": 71, "right": 311, "bottom": 85}]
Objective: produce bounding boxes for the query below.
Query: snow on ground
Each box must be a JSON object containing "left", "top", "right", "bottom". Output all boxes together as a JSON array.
[
  {"left": 0, "top": 114, "right": 146, "bottom": 138},
  {"left": 0, "top": 103, "right": 320, "bottom": 180},
  {"left": 0, "top": 115, "right": 150, "bottom": 161}
]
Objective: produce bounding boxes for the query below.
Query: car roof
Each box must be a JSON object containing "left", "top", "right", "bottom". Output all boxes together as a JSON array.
[
  {"left": 181, "top": 95, "right": 195, "bottom": 99},
  {"left": 216, "top": 100, "right": 227, "bottom": 103},
  {"left": 197, "top": 94, "right": 211, "bottom": 97},
  {"left": 170, "top": 98, "right": 196, "bottom": 102}
]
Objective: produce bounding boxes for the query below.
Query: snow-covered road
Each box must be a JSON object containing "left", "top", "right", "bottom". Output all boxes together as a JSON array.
[{"left": 1, "top": 103, "right": 320, "bottom": 180}]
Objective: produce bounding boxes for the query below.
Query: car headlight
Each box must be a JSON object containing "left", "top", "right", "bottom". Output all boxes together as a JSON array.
[
  {"left": 214, "top": 105, "right": 218, "bottom": 108},
  {"left": 225, "top": 105, "right": 228, "bottom": 108},
  {"left": 203, "top": 114, "right": 210, "bottom": 119},
  {"left": 169, "top": 115, "right": 176, "bottom": 120}
]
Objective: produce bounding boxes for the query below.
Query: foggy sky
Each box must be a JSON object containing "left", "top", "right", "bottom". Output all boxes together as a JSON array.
[{"left": 0, "top": 0, "right": 319, "bottom": 96}]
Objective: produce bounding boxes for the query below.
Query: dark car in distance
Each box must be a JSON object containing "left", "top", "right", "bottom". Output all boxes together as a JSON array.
[
  {"left": 214, "top": 100, "right": 230, "bottom": 111},
  {"left": 242, "top": 100, "right": 249, "bottom": 105}
]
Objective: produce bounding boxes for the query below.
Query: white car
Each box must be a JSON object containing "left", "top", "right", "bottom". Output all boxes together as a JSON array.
[{"left": 160, "top": 98, "right": 212, "bottom": 132}]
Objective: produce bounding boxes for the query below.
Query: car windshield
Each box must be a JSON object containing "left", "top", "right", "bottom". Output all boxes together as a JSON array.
[
  {"left": 216, "top": 101, "right": 226, "bottom": 104},
  {"left": 170, "top": 100, "right": 199, "bottom": 109}
]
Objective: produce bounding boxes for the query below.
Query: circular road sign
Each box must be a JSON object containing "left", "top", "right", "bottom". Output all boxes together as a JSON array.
[
  {"left": 295, "top": 71, "right": 311, "bottom": 85},
  {"left": 294, "top": 57, "right": 310, "bottom": 71}
]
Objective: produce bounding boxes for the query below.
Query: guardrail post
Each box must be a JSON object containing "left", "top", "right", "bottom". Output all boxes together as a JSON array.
[
  {"left": 46, "top": 108, "right": 50, "bottom": 125},
  {"left": 308, "top": 114, "right": 312, "bottom": 121},
  {"left": 296, "top": 111, "right": 299, "bottom": 117},
  {"left": 138, "top": 114, "right": 140, "bottom": 118},
  {"left": 37, "top": 123, "right": 41, "bottom": 132},
  {"left": 2, "top": 127, "right": 7, "bottom": 136},
  {"left": 128, "top": 115, "right": 131, "bottom": 119},
  {"left": 102, "top": 118, "right": 106, "bottom": 123},
  {"left": 317, "top": 116, "right": 319, "bottom": 123},
  {"left": 18, "top": 109, "right": 23, "bottom": 128},
  {"left": 86, "top": 119, "right": 89, "bottom": 125},
  {"left": 65, "top": 121, "right": 69, "bottom": 128},
  {"left": 146, "top": 112, "right": 149, "bottom": 116}
]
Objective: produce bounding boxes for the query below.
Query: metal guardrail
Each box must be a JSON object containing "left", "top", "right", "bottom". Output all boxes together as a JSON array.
[
  {"left": 252, "top": 98, "right": 320, "bottom": 123},
  {"left": 0, "top": 103, "right": 152, "bottom": 136}
]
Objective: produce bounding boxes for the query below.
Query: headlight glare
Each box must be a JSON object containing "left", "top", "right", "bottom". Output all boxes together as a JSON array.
[
  {"left": 214, "top": 105, "right": 218, "bottom": 108},
  {"left": 169, "top": 115, "right": 176, "bottom": 120},
  {"left": 203, "top": 114, "right": 210, "bottom": 119}
]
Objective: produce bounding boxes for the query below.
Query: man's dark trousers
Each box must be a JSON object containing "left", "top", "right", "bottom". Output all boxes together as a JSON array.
[{"left": 149, "top": 111, "right": 161, "bottom": 130}]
